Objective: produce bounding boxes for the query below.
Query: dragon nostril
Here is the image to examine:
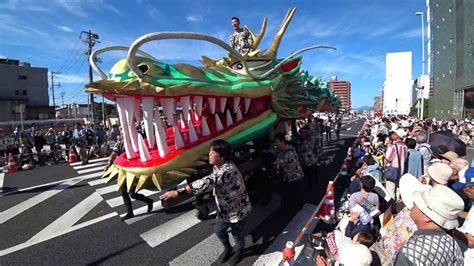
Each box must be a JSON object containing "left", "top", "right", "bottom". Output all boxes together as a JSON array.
[{"left": 138, "top": 64, "right": 149, "bottom": 74}]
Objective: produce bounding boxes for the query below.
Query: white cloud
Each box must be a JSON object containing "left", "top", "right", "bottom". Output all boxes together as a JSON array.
[
  {"left": 391, "top": 28, "right": 422, "bottom": 39},
  {"left": 0, "top": 0, "right": 52, "bottom": 13},
  {"left": 55, "top": 0, "right": 89, "bottom": 18},
  {"left": 186, "top": 16, "right": 198, "bottom": 22},
  {"left": 55, "top": 73, "right": 88, "bottom": 84},
  {"left": 53, "top": 24, "right": 74, "bottom": 33},
  {"left": 106, "top": 4, "right": 122, "bottom": 15}
]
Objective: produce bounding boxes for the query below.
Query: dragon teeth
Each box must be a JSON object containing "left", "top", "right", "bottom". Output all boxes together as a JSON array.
[
  {"left": 123, "top": 96, "right": 139, "bottom": 153},
  {"left": 219, "top": 97, "right": 227, "bottom": 113},
  {"left": 233, "top": 97, "right": 240, "bottom": 113},
  {"left": 116, "top": 98, "right": 136, "bottom": 159},
  {"left": 244, "top": 98, "right": 251, "bottom": 113},
  {"left": 188, "top": 120, "right": 198, "bottom": 143},
  {"left": 142, "top": 97, "right": 155, "bottom": 149},
  {"left": 153, "top": 111, "right": 169, "bottom": 158},
  {"left": 137, "top": 134, "right": 151, "bottom": 162},
  {"left": 215, "top": 114, "right": 224, "bottom": 131},
  {"left": 194, "top": 96, "right": 203, "bottom": 116},
  {"left": 236, "top": 107, "right": 243, "bottom": 121},
  {"left": 208, "top": 97, "right": 216, "bottom": 114},
  {"left": 180, "top": 96, "right": 190, "bottom": 122},
  {"left": 201, "top": 117, "right": 210, "bottom": 137},
  {"left": 160, "top": 98, "right": 175, "bottom": 126},
  {"left": 173, "top": 125, "right": 185, "bottom": 149},
  {"left": 226, "top": 110, "right": 233, "bottom": 127}
]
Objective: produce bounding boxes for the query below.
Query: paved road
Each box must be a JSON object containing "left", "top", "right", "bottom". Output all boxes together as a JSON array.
[{"left": 0, "top": 118, "right": 364, "bottom": 265}]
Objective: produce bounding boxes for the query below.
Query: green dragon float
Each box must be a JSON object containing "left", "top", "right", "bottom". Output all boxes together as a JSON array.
[{"left": 85, "top": 7, "right": 340, "bottom": 192}]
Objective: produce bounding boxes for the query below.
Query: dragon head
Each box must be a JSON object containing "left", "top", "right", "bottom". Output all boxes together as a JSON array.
[{"left": 86, "top": 8, "right": 338, "bottom": 192}]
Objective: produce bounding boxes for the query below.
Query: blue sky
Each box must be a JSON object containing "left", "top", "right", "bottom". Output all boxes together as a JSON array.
[{"left": 0, "top": 0, "right": 426, "bottom": 108}]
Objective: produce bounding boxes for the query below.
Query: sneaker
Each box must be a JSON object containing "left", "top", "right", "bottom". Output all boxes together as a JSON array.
[
  {"left": 147, "top": 201, "right": 153, "bottom": 213},
  {"left": 121, "top": 213, "right": 134, "bottom": 221}
]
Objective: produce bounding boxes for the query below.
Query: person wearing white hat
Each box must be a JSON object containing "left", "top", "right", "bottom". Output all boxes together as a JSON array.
[
  {"left": 428, "top": 162, "right": 453, "bottom": 185},
  {"left": 393, "top": 185, "right": 465, "bottom": 265}
]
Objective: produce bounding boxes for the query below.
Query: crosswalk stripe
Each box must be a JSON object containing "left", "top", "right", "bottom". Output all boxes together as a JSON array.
[
  {"left": 170, "top": 195, "right": 280, "bottom": 266},
  {"left": 73, "top": 161, "right": 107, "bottom": 170},
  {"left": 0, "top": 171, "right": 103, "bottom": 197},
  {"left": 96, "top": 184, "right": 117, "bottom": 195},
  {"left": 77, "top": 166, "right": 106, "bottom": 175},
  {"left": 0, "top": 178, "right": 84, "bottom": 224},
  {"left": 140, "top": 206, "right": 218, "bottom": 248},
  {"left": 88, "top": 178, "right": 108, "bottom": 187},
  {"left": 105, "top": 189, "right": 158, "bottom": 208},
  {"left": 253, "top": 203, "right": 319, "bottom": 266},
  {"left": 69, "top": 157, "right": 108, "bottom": 166}
]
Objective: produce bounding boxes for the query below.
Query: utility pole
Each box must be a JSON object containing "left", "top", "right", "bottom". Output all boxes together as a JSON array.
[
  {"left": 50, "top": 71, "right": 61, "bottom": 109},
  {"left": 81, "top": 30, "right": 100, "bottom": 124},
  {"left": 59, "top": 91, "right": 66, "bottom": 106}
]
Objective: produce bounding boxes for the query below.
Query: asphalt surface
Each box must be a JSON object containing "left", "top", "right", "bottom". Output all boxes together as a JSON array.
[{"left": 0, "top": 118, "right": 364, "bottom": 265}]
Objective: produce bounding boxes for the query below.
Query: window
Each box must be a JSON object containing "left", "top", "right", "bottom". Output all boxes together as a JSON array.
[
  {"left": 449, "top": 7, "right": 452, "bottom": 13},
  {"left": 436, "top": 2, "right": 439, "bottom": 7},
  {"left": 437, "top": 50, "right": 440, "bottom": 54},
  {"left": 18, "top": 75, "right": 27, "bottom": 80},
  {"left": 15, "top": 90, "right": 20, "bottom": 96},
  {"left": 436, "top": 24, "right": 439, "bottom": 29},
  {"left": 450, "top": 68, "right": 453, "bottom": 74},
  {"left": 437, "top": 76, "right": 439, "bottom": 80},
  {"left": 442, "top": 17, "right": 445, "bottom": 22},
  {"left": 443, "top": 73, "right": 445, "bottom": 78},
  {"left": 22, "top": 90, "right": 27, "bottom": 96},
  {"left": 443, "top": 44, "right": 446, "bottom": 50},
  {"left": 450, "top": 38, "right": 453, "bottom": 44}
]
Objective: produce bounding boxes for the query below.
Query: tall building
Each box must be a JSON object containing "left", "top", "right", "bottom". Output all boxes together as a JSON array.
[
  {"left": 383, "top": 52, "right": 414, "bottom": 115},
  {"left": 0, "top": 58, "right": 53, "bottom": 121},
  {"left": 373, "top": 96, "right": 382, "bottom": 113},
  {"left": 328, "top": 76, "right": 351, "bottom": 113},
  {"left": 428, "top": 0, "right": 474, "bottom": 118}
]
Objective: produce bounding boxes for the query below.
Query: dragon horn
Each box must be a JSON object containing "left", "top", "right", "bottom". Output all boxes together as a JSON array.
[
  {"left": 246, "top": 17, "right": 268, "bottom": 51},
  {"left": 264, "top": 7, "right": 296, "bottom": 58}
]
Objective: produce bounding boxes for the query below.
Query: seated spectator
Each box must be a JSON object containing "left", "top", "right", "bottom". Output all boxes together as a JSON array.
[
  {"left": 393, "top": 185, "right": 465, "bottom": 265},
  {"left": 371, "top": 173, "right": 431, "bottom": 264},
  {"left": 345, "top": 204, "right": 372, "bottom": 239},
  {"left": 19, "top": 146, "right": 35, "bottom": 170},
  {"left": 349, "top": 175, "right": 380, "bottom": 210},
  {"left": 428, "top": 162, "right": 453, "bottom": 185}
]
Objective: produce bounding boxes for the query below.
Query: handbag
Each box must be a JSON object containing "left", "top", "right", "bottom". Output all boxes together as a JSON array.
[{"left": 384, "top": 144, "right": 401, "bottom": 182}]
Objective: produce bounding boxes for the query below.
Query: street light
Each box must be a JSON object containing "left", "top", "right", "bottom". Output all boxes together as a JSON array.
[{"left": 416, "top": 11, "right": 425, "bottom": 119}]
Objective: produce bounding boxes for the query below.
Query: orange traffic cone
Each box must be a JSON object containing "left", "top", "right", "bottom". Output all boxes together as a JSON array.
[
  {"left": 282, "top": 241, "right": 295, "bottom": 265},
  {"left": 7, "top": 153, "right": 17, "bottom": 173},
  {"left": 319, "top": 181, "right": 336, "bottom": 225},
  {"left": 68, "top": 146, "right": 77, "bottom": 163}
]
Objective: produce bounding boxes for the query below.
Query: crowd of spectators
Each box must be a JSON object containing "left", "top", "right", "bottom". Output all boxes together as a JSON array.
[
  {"left": 309, "top": 115, "right": 474, "bottom": 266},
  {"left": 0, "top": 122, "right": 121, "bottom": 171}
]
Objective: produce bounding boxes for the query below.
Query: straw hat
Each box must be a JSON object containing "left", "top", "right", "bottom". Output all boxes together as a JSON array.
[{"left": 412, "top": 184, "right": 464, "bottom": 230}]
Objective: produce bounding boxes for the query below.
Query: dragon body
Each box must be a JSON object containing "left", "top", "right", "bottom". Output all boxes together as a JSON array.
[{"left": 85, "top": 8, "right": 339, "bottom": 192}]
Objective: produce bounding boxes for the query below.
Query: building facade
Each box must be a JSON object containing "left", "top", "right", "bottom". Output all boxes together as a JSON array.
[
  {"left": 328, "top": 76, "right": 351, "bottom": 113},
  {"left": 0, "top": 58, "right": 53, "bottom": 121},
  {"left": 429, "top": 0, "right": 474, "bottom": 118},
  {"left": 383, "top": 52, "right": 414, "bottom": 116}
]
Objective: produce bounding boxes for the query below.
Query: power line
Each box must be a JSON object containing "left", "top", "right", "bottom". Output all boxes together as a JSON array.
[{"left": 56, "top": 35, "right": 85, "bottom": 73}]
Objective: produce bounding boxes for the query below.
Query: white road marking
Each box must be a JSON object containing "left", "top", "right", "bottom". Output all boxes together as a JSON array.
[
  {"left": 77, "top": 166, "right": 106, "bottom": 175},
  {"left": 88, "top": 178, "right": 108, "bottom": 186},
  {"left": 73, "top": 161, "right": 107, "bottom": 170},
  {"left": 141, "top": 207, "right": 217, "bottom": 248},
  {"left": 170, "top": 195, "right": 280, "bottom": 266},
  {"left": 0, "top": 178, "right": 84, "bottom": 224},
  {"left": 0, "top": 172, "right": 103, "bottom": 197},
  {"left": 0, "top": 192, "right": 116, "bottom": 257},
  {"left": 69, "top": 157, "right": 108, "bottom": 166},
  {"left": 96, "top": 184, "right": 117, "bottom": 195},
  {"left": 0, "top": 173, "right": 4, "bottom": 193},
  {"left": 253, "top": 203, "right": 319, "bottom": 266}
]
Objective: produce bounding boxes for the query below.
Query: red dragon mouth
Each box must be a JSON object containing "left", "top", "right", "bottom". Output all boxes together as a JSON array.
[{"left": 110, "top": 94, "right": 271, "bottom": 169}]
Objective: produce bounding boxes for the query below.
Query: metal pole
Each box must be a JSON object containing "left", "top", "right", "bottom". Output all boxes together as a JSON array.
[
  {"left": 87, "top": 30, "right": 95, "bottom": 124},
  {"left": 20, "top": 104, "right": 24, "bottom": 131},
  {"left": 102, "top": 96, "right": 105, "bottom": 126},
  {"left": 420, "top": 12, "right": 425, "bottom": 119}
]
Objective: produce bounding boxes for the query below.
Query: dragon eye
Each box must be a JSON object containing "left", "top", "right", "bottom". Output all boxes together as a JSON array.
[
  {"left": 138, "top": 64, "right": 149, "bottom": 73},
  {"left": 229, "top": 60, "right": 272, "bottom": 71}
]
